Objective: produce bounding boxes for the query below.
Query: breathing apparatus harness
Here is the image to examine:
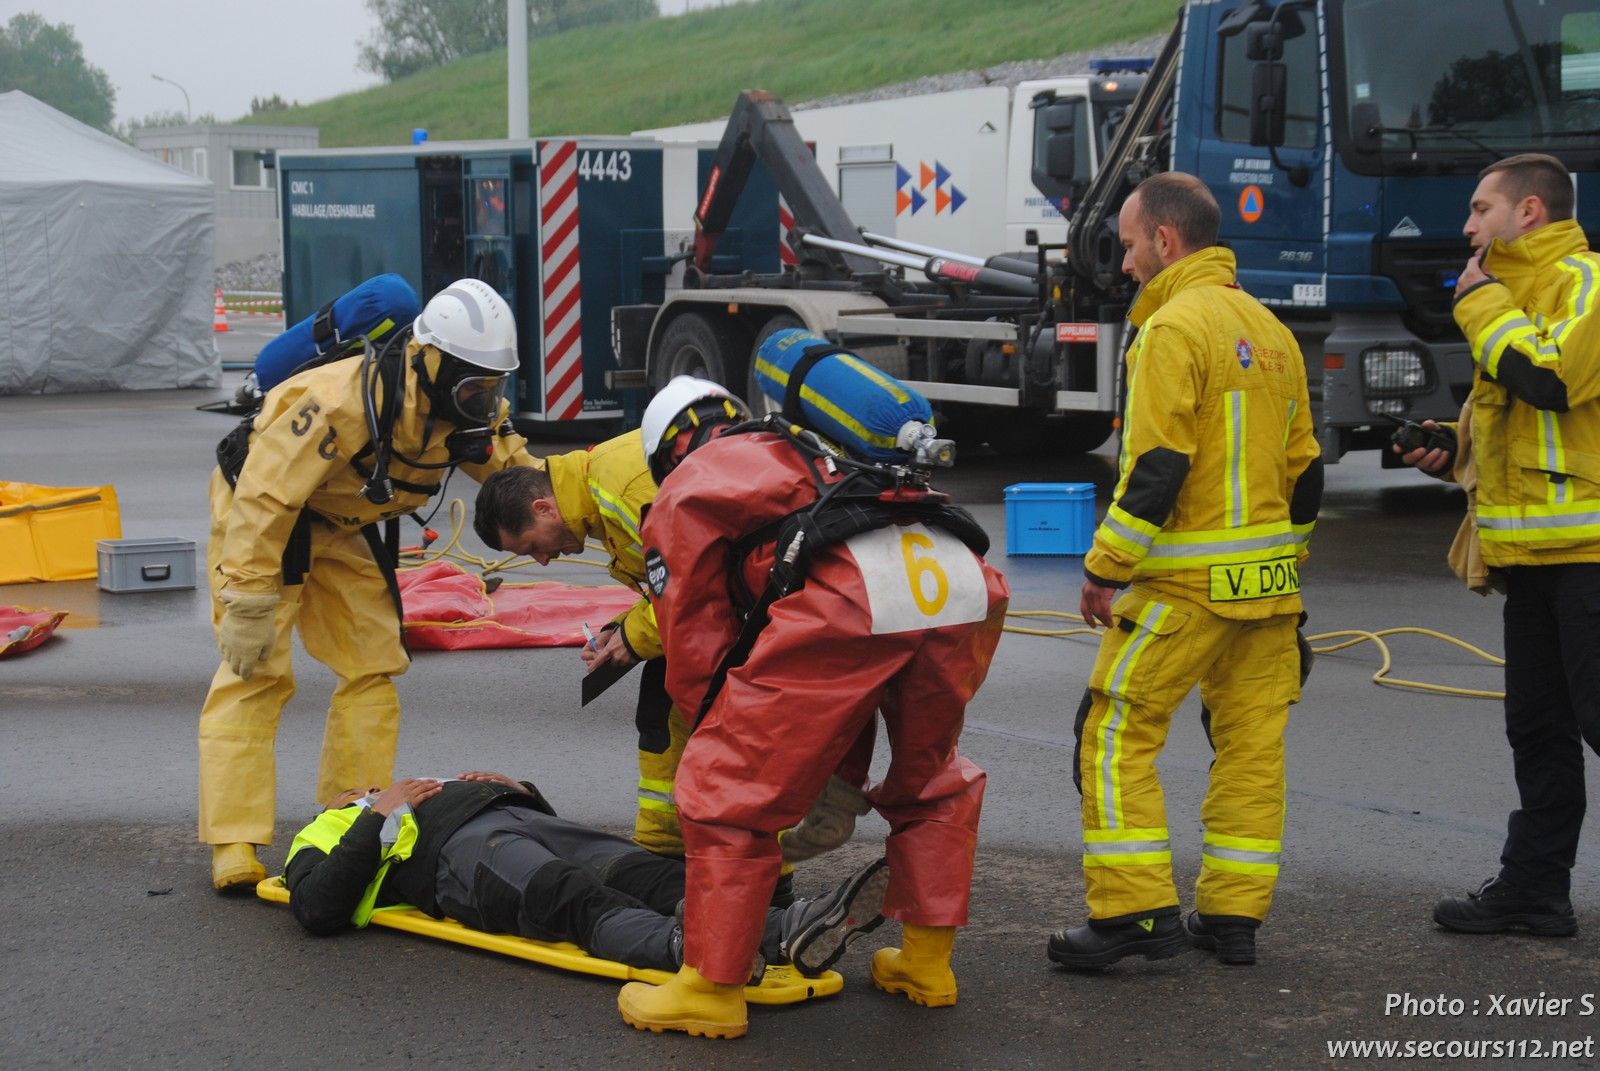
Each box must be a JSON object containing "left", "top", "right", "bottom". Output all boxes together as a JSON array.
[
  {"left": 214, "top": 323, "right": 514, "bottom": 586},
  {"left": 689, "top": 416, "right": 989, "bottom": 728},
  {"left": 350, "top": 323, "right": 512, "bottom": 505}
]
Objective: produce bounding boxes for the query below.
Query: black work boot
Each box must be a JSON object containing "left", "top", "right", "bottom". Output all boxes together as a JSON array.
[
  {"left": 1433, "top": 877, "right": 1577, "bottom": 937},
  {"left": 1185, "top": 911, "right": 1258, "bottom": 965},
  {"left": 770, "top": 870, "right": 796, "bottom": 909},
  {"left": 1046, "top": 911, "right": 1190, "bottom": 970},
  {"left": 781, "top": 857, "right": 890, "bottom": 976}
]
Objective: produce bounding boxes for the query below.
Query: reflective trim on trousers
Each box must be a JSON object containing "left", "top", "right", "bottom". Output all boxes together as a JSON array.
[
  {"left": 637, "top": 776, "right": 676, "bottom": 814},
  {"left": 1201, "top": 832, "right": 1281, "bottom": 875},
  {"left": 1083, "top": 826, "right": 1172, "bottom": 868},
  {"left": 1096, "top": 602, "right": 1172, "bottom": 829}
]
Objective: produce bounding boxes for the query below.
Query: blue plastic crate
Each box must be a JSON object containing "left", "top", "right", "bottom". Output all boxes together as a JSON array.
[{"left": 1003, "top": 483, "right": 1096, "bottom": 556}]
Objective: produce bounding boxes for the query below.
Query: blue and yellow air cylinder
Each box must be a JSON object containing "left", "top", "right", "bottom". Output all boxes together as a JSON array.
[{"left": 752, "top": 328, "right": 936, "bottom": 462}]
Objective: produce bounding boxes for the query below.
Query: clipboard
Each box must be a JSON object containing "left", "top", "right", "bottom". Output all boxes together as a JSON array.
[{"left": 581, "top": 658, "right": 638, "bottom": 705}]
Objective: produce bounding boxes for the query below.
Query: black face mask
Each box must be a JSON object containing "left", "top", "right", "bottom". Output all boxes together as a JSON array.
[{"left": 421, "top": 353, "right": 508, "bottom": 431}]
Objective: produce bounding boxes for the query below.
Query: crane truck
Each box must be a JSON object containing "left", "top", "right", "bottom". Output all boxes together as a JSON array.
[
  {"left": 613, "top": 0, "right": 1600, "bottom": 461},
  {"left": 638, "top": 62, "right": 1151, "bottom": 255}
]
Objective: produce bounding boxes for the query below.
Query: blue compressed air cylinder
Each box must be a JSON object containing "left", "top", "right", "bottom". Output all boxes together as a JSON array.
[
  {"left": 255, "top": 273, "right": 421, "bottom": 393},
  {"left": 753, "top": 327, "right": 934, "bottom": 462}
]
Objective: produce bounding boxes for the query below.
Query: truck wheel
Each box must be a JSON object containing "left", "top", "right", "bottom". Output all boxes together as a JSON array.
[
  {"left": 981, "top": 413, "right": 1046, "bottom": 457},
  {"left": 746, "top": 314, "right": 805, "bottom": 414},
  {"left": 1055, "top": 413, "right": 1116, "bottom": 455},
  {"left": 982, "top": 413, "right": 1115, "bottom": 456},
  {"left": 650, "top": 311, "right": 748, "bottom": 395}
]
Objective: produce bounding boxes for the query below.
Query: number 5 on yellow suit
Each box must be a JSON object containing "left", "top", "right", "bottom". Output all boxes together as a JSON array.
[{"left": 201, "top": 280, "right": 542, "bottom": 893}]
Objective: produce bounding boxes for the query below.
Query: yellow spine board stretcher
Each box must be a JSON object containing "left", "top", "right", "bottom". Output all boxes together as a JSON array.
[{"left": 257, "top": 876, "right": 842, "bottom": 1005}]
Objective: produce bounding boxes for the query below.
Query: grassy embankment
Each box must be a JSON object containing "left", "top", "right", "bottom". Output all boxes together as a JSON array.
[{"left": 242, "top": 0, "right": 1176, "bottom": 147}]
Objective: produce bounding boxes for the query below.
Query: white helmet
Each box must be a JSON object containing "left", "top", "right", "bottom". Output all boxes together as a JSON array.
[
  {"left": 640, "top": 375, "right": 749, "bottom": 482},
  {"left": 413, "top": 279, "right": 518, "bottom": 372}
]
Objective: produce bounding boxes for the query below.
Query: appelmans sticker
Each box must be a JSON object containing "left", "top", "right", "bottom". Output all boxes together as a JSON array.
[
  {"left": 644, "top": 549, "right": 669, "bottom": 596},
  {"left": 1209, "top": 556, "right": 1300, "bottom": 601}
]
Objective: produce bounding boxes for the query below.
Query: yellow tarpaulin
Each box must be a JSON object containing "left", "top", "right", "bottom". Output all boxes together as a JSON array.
[{"left": 0, "top": 482, "right": 121, "bottom": 584}]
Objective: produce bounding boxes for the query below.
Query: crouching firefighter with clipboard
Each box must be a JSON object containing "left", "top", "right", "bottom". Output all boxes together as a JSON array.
[
  {"left": 616, "top": 330, "right": 1011, "bottom": 1039},
  {"left": 201, "top": 278, "right": 543, "bottom": 894}
]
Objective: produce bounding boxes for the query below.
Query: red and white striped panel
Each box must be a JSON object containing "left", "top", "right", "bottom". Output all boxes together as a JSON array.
[
  {"left": 538, "top": 140, "right": 584, "bottom": 421},
  {"left": 778, "top": 196, "right": 797, "bottom": 267}
]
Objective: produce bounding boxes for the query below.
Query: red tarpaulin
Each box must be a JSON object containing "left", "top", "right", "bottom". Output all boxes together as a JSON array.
[
  {"left": 0, "top": 606, "right": 68, "bottom": 658},
  {"left": 399, "top": 560, "right": 639, "bottom": 651}
]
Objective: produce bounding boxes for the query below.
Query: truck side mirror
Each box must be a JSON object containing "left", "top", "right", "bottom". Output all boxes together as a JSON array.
[
  {"left": 1217, "top": 1, "right": 1270, "bottom": 38},
  {"left": 1031, "top": 97, "right": 1086, "bottom": 206},
  {"left": 1250, "top": 62, "right": 1288, "bottom": 147},
  {"left": 1245, "top": 22, "right": 1284, "bottom": 61},
  {"left": 1350, "top": 101, "right": 1383, "bottom": 153}
]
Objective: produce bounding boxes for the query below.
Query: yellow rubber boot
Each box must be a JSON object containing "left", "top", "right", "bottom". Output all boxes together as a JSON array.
[
  {"left": 617, "top": 965, "right": 748, "bottom": 1039},
  {"left": 211, "top": 843, "right": 266, "bottom": 893},
  {"left": 872, "top": 924, "right": 958, "bottom": 1007}
]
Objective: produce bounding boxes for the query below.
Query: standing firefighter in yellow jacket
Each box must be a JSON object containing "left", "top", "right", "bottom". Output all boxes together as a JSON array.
[
  {"left": 1047, "top": 174, "right": 1322, "bottom": 970},
  {"left": 1405, "top": 154, "right": 1600, "bottom": 937},
  {"left": 202, "top": 279, "right": 542, "bottom": 893}
]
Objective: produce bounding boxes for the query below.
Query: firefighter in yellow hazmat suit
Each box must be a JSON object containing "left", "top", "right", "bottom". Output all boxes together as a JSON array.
[{"left": 201, "top": 279, "right": 543, "bottom": 892}]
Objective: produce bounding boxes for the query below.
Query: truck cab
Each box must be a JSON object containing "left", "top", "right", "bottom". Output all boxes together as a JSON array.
[
  {"left": 1169, "top": 0, "right": 1600, "bottom": 458},
  {"left": 1014, "top": 62, "right": 1150, "bottom": 249}
]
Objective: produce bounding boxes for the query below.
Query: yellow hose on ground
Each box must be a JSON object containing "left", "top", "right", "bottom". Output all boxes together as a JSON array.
[
  {"left": 1001, "top": 610, "right": 1505, "bottom": 700},
  {"left": 412, "top": 499, "right": 1505, "bottom": 700}
]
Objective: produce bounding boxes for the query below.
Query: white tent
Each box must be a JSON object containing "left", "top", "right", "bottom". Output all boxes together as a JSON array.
[{"left": 0, "top": 91, "right": 217, "bottom": 393}]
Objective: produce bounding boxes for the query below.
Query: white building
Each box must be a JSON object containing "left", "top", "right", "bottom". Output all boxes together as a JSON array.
[{"left": 133, "top": 123, "right": 318, "bottom": 265}]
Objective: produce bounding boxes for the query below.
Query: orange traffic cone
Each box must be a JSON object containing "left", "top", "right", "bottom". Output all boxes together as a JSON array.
[{"left": 213, "top": 288, "right": 230, "bottom": 333}]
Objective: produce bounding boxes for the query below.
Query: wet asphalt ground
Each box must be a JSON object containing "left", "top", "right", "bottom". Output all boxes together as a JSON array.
[{"left": 3, "top": 320, "right": 1598, "bottom": 1069}]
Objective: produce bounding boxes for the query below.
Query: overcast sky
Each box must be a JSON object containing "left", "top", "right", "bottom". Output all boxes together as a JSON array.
[{"left": 3, "top": 0, "right": 716, "bottom": 126}]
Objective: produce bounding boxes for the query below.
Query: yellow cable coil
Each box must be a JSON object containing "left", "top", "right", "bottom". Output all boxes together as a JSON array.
[
  {"left": 406, "top": 500, "right": 1505, "bottom": 702},
  {"left": 1001, "top": 610, "right": 1505, "bottom": 700}
]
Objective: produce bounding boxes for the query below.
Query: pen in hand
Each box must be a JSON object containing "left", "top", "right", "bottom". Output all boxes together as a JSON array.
[{"left": 581, "top": 622, "right": 598, "bottom": 652}]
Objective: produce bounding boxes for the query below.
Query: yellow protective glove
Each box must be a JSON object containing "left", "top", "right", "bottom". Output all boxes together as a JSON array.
[
  {"left": 780, "top": 775, "right": 873, "bottom": 863},
  {"left": 219, "top": 591, "right": 280, "bottom": 681}
]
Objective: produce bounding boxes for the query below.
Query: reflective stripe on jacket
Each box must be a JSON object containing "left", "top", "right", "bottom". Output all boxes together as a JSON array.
[
  {"left": 1084, "top": 247, "right": 1322, "bottom": 619},
  {"left": 547, "top": 430, "right": 663, "bottom": 659},
  {"left": 284, "top": 803, "right": 419, "bottom": 927},
  {"left": 1455, "top": 219, "right": 1600, "bottom": 566}
]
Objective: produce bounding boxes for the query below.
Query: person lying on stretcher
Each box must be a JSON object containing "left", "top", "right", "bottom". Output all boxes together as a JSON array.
[{"left": 285, "top": 771, "right": 888, "bottom": 979}]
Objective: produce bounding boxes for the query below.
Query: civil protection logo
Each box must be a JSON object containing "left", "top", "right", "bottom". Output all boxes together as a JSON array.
[{"left": 1236, "top": 338, "right": 1254, "bottom": 369}]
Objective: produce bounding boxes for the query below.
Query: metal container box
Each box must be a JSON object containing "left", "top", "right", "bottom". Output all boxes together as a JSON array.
[{"left": 96, "top": 538, "right": 197, "bottom": 592}]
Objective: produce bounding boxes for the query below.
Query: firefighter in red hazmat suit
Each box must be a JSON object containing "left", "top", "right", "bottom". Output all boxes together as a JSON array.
[{"left": 614, "top": 377, "right": 1011, "bottom": 1039}]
